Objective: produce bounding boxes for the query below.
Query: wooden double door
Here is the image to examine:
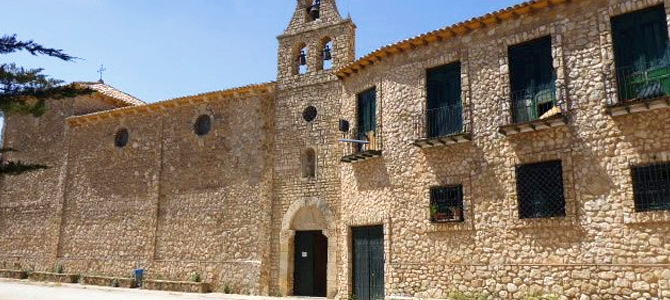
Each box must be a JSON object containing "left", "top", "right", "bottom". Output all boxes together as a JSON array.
[{"left": 352, "top": 226, "right": 384, "bottom": 300}]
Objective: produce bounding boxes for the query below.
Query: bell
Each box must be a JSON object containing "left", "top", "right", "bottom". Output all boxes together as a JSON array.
[
  {"left": 322, "top": 45, "right": 332, "bottom": 61},
  {"left": 297, "top": 51, "right": 307, "bottom": 66},
  {"left": 309, "top": 0, "right": 320, "bottom": 19}
]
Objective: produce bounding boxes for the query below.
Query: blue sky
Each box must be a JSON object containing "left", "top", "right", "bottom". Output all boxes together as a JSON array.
[{"left": 2, "top": 0, "right": 522, "bottom": 103}]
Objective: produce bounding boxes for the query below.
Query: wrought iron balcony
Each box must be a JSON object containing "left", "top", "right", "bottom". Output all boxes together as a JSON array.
[
  {"left": 413, "top": 105, "right": 470, "bottom": 148},
  {"left": 608, "top": 65, "right": 670, "bottom": 116},
  {"left": 499, "top": 87, "right": 568, "bottom": 136},
  {"left": 340, "top": 127, "right": 383, "bottom": 163}
]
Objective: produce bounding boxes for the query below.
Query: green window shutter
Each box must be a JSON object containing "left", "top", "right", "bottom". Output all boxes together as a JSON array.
[
  {"left": 612, "top": 5, "right": 669, "bottom": 70},
  {"left": 508, "top": 36, "right": 556, "bottom": 122},
  {"left": 427, "top": 62, "right": 461, "bottom": 109},
  {"left": 426, "top": 62, "right": 463, "bottom": 137},
  {"left": 357, "top": 88, "right": 376, "bottom": 134},
  {"left": 509, "top": 36, "right": 554, "bottom": 93}
]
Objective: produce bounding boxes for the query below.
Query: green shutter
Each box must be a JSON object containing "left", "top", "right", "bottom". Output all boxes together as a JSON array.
[
  {"left": 357, "top": 88, "right": 376, "bottom": 137},
  {"left": 508, "top": 36, "right": 557, "bottom": 122},
  {"left": 426, "top": 62, "right": 463, "bottom": 137},
  {"left": 612, "top": 5, "right": 670, "bottom": 100}
]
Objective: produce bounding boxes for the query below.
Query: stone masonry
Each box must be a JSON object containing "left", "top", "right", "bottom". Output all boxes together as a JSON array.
[{"left": 1, "top": 0, "right": 670, "bottom": 299}]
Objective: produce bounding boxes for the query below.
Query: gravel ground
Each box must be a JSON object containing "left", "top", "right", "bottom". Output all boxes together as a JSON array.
[{"left": 0, "top": 279, "right": 309, "bottom": 300}]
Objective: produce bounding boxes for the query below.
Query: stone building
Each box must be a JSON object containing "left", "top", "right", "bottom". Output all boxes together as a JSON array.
[{"left": 2, "top": 0, "right": 670, "bottom": 299}]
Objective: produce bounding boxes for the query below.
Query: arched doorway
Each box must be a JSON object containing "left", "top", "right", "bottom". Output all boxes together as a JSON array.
[
  {"left": 280, "top": 198, "right": 337, "bottom": 298},
  {"left": 293, "top": 230, "right": 327, "bottom": 296}
]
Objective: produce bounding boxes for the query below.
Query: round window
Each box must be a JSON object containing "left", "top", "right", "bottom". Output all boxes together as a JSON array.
[
  {"left": 114, "top": 128, "right": 129, "bottom": 148},
  {"left": 303, "top": 106, "right": 317, "bottom": 122},
  {"left": 194, "top": 115, "right": 212, "bottom": 136}
]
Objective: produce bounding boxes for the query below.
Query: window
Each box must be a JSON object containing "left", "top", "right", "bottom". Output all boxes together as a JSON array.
[
  {"left": 194, "top": 115, "right": 212, "bottom": 136},
  {"left": 357, "top": 88, "right": 377, "bottom": 151},
  {"left": 612, "top": 5, "right": 670, "bottom": 101},
  {"left": 114, "top": 128, "right": 129, "bottom": 148},
  {"left": 509, "top": 36, "right": 557, "bottom": 123},
  {"left": 303, "top": 106, "right": 317, "bottom": 122},
  {"left": 430, "top": 185, "right": 464, "bottom": 223},
  {"left": 632, "top": 162, "right": 670, "bottom": 212},
  {"left": 301, "top": 148, "right": 316, "bottom": 179},
  {"left": 426, "top": 62, "right": 462, "bottom": 138},
  {"left": 516, "top": 160, "right": 566, "bottom": 219}
]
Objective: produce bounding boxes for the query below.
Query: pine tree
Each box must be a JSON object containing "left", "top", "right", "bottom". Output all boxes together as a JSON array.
[{"left": 0, "top": 34, "right": 91, "bottom": 175}]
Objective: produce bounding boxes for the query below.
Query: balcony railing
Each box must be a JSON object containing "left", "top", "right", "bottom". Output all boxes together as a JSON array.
[
  {"left": 413, "top": 105, "right": 470, "bottom": 148},
  {"left": 511, "top": 87, "right": 558, "bottom": 123},
  {"left": 617, "top": 65, "right": 670, "bottom": 102},
  {"left": 341, "top": 127, "right": 383, "bottom": 163},
  {"left": 499, "top": 86, "right": 567, "bottom": 135}
]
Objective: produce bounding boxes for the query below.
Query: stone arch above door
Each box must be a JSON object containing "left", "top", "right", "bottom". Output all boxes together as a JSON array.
[{"left": 279, "top": 197, "right": 337, "bottom": 298}]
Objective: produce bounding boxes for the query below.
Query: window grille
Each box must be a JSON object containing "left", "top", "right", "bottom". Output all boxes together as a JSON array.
[
  {"left": 632, "top": 162, "right": 670, "bottom": 212},
  {"left": 430, "top": 185, "right": 464, "bottom": 223},
  {"left": 516, "top": 160, "right": 566, "bottom": 219}
]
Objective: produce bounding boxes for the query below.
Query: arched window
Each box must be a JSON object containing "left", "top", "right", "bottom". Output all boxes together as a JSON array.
[
  {"left": 319, "top": 38, "right": 333, "bottom": 71},
  {"left": 306, "top": 0, "right": 321, "bottom": 22},
  {"left": 293, "top": 43, "right": 309, "bottom": 75},
  {"left": 301, "top": 148, "right": 316, "bottom": 179}
]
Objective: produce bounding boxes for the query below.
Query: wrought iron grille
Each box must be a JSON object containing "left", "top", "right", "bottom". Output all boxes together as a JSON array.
[
  {"left": 616, "top": 65, "right": 670, "bottom": 102},
  {"left": 415, "top": 105, "right": 465, "bottom": 139},
  {"left": 430, "top": 185, "right": 464, "bottom": 223},
  {"left": 511, "top": 87, "right": 558, "bottom": 124},
  {"left": 631, "top": 162, "right": 670, "bottom": 212},
  {"left": 516, "top": 160, "right": 566, "bottom": 219}
]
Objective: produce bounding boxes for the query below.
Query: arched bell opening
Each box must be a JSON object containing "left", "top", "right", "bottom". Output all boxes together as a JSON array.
[
  {"left": 293, "top": 43, "right": 309, "bottom": 75},
  {"left": 279, "top": 198, "right": 337, "bottom": 298},
  {"left": 317, "top": 37, "right": 334, "bottom": 71}
]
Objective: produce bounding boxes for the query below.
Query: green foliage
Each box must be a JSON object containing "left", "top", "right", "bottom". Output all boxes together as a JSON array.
[
  {"left": 223, "top": 284, "right": 232, "bottom": 294},
  {"left": 0, "top": 34, "right": 77, "bottom": 60},
  {"left": 155, "top": 273, "right": 163, "bottom": 280},
  {"left": 450, "top": 290, "right": 490, "bottom": 300},
  {"left": 55, "top": 263, "right": 63, "bottom": 274},
  {"left": 112, "top": 278, "right": 119, "bottom": 287},
  {"left": 190, "top": 272, "right": 201, "bottom": 283},
  {"left": 0, "top": 34, "right": 92, "bottom": 176}
]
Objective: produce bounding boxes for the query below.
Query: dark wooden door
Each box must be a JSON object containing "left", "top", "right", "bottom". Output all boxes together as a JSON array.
[
  {"left": 352, "top": 226, "right": 384, "bottom": 300},
  {"left": 294, "top": 231, "right": 328, "bottom": 297}
]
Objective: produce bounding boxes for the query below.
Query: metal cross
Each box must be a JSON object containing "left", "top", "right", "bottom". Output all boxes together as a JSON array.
[{"left": 97, "top": 64, "right": 107, "bottom": 82}]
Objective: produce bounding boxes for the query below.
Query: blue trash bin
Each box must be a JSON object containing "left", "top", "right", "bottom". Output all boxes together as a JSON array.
[{"left": 134, "top": 269, "right": 144, "bottom": 287}]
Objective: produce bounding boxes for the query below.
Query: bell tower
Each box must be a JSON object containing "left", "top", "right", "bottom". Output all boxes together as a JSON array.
[
  {"left": 277, "top": 0, "right": 356, "bottom": 84},
  {"left": 272, "top": 0, "right": 355, "bottom": 297}
]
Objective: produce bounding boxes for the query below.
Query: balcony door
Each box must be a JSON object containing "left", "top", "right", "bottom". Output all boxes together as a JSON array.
[{"left": 427, "top": 62, "right": 462, "bottom": 138}]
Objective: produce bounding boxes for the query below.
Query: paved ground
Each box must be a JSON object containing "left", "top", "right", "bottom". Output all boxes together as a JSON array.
[{"left": 0, "top": 279, "right": 308, "bottom": 300}]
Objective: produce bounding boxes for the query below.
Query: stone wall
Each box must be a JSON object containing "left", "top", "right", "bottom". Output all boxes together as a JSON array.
[
  {"left": 339, "top": 0, "right": 670, "bottom": 299},
  {"left": 272, "top": 0, "right": 354, "bottom": 297},
  {"left": 0, "top": 91, "right": 275, "bottom": 294},
  {"left": 2, "top": 0, "right": 670, "bottom": 299},
  {"left": 0, "top": 96, "right": 117, "bottom": 271}
]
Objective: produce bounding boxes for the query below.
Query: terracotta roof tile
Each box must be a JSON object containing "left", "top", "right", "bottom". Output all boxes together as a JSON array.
[
  {"left": 75, "top": 81, "right": 146, "bottom": 107},
  {"left": 336, "top": 0, "right": 571, "bottom": 78}
]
